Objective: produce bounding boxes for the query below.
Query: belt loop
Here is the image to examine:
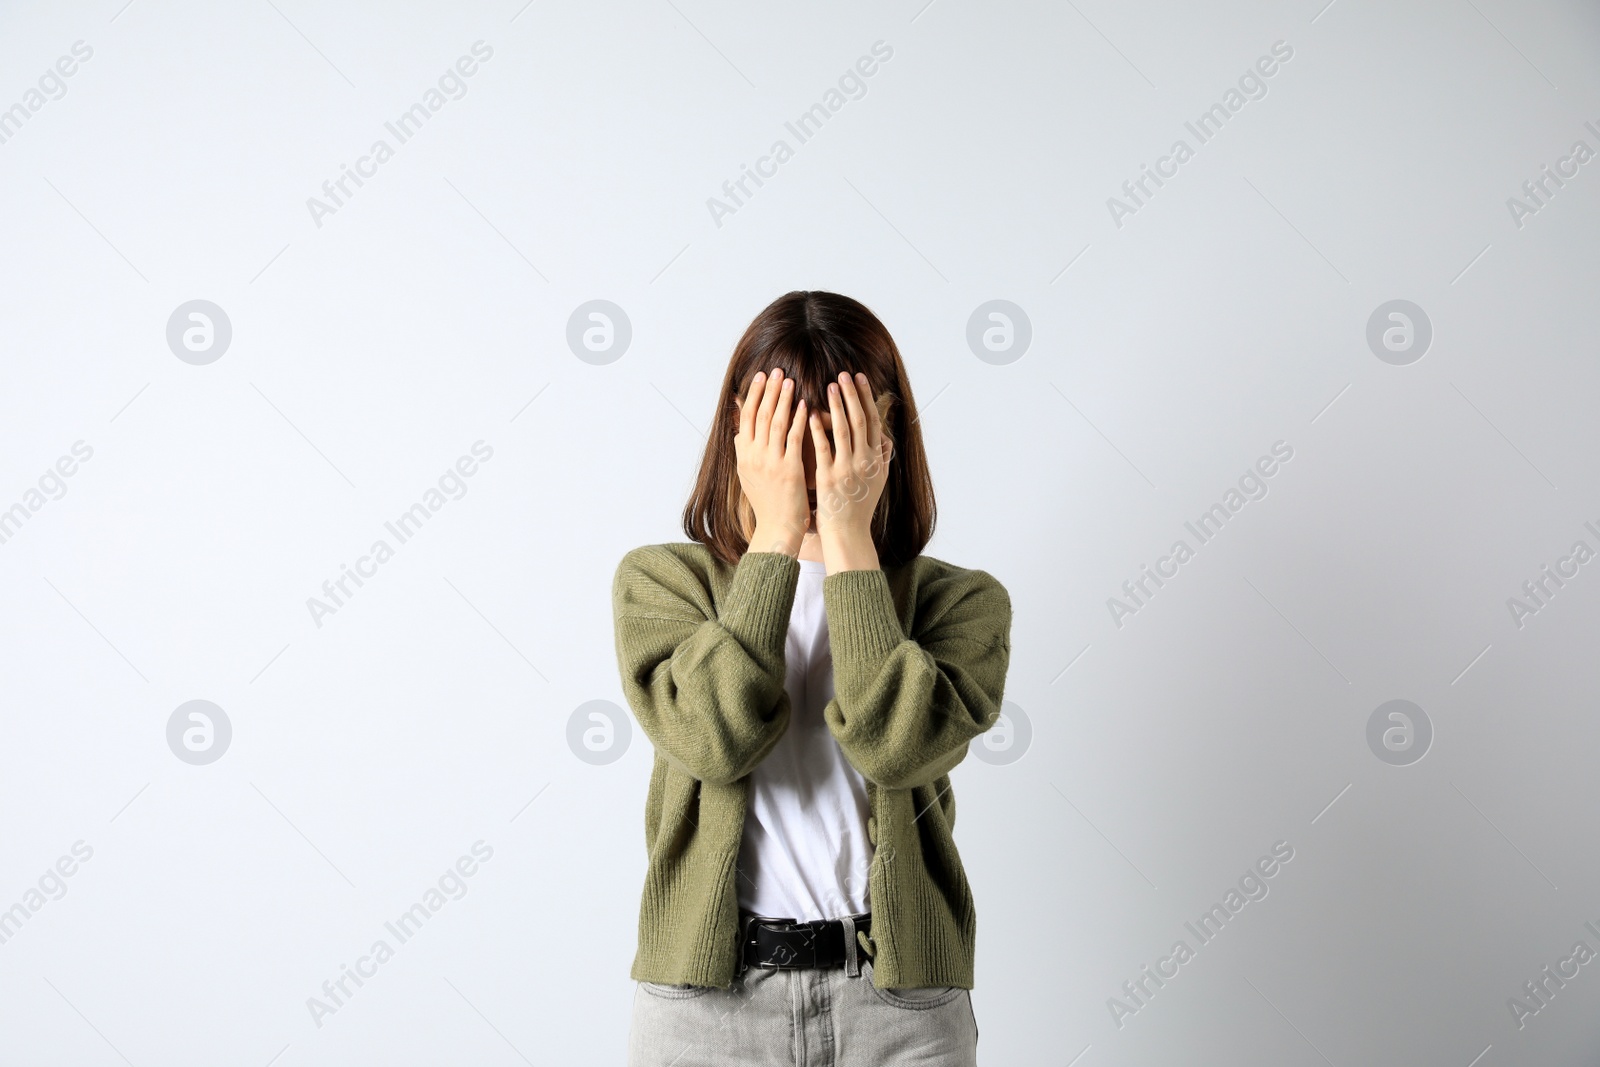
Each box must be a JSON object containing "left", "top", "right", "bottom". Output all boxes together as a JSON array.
[{"left": 840, "top": 913, "right": 860, "bottom": 978}]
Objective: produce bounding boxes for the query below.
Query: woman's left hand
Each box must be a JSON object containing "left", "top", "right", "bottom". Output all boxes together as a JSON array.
[{"left": 809, "top": 371, "right": 892, "bottom": 573}]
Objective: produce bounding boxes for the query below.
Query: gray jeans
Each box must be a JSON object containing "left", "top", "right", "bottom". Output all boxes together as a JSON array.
[{"left": 627, "top": 957, "right": 979, "bottom": 1066}]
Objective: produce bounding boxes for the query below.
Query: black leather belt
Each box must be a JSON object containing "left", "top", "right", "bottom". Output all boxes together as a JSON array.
[{"left": 739, "top": 909, "right": 872, "bottom": 970}]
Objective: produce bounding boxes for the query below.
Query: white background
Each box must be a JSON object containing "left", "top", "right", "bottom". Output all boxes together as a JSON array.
[{"left": 2, "top": 0, "right": 1599, "bottom": 1063}]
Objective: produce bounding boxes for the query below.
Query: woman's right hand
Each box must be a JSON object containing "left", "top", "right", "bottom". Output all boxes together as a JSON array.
[{"left": 733, "top": 367, "right": 810, "bottom": 557}]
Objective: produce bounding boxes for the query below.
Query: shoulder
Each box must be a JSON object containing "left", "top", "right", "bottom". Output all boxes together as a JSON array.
[
  {"left": 613, "top": 542, "right": 726, "bottom": 614},
  {"left": 900, "top": 553, "right": 1010, "bottom": 601},
  {"left": 615, "top": 541, "right": 718, "bottom": 578},
  {"left": 895, "top": 553, "right": 1012, "bottom": 633}
]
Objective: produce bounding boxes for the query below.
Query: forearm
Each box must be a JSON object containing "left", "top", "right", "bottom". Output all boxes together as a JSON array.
[
  {"left": 821, "top": 567, "right": 1011, "bottom": 789},
  {"left": 623, "top": 625, "right": 791, "bottom": 783},
  {"left": 614, "top": 548, "right": 799, "bottom": 784}
]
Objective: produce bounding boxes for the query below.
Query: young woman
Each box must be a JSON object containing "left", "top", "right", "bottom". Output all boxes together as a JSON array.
[{"left": 613, "top": 291, "right": 1013, "bottom": 1066}]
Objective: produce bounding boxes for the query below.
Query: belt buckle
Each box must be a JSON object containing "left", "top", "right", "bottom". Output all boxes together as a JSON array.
[
  {"left": 747, "top": 913, "right": 808, "bottom": 969},
  {"left": 748, "top": 915, "right": 800, "bottom": 972}
]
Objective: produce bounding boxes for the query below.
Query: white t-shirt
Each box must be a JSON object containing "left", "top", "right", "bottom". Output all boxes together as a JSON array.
[{"left": 735, "top": 557, "right": 874, "bottom": 922}]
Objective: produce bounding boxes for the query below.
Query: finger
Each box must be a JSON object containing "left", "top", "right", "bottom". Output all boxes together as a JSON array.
[
  {"left": 755, "top": 367, "right": 782, "bottom": 446},
  {"left": 739, "top": 369, "right": 765, "bottom": 442},
  {"left": 771, "top": 375, "right": 795, "bottom": 454},
  {"left": 857, "top": 369, "right": 883, "bottom": 457},
  {"left": 808, "top": 407, "right": 834, "bottom": 467},
  {"left": 785, "top": 397, "right": 807, "bottom": 460},
  {"left": 853, "top": 372, "right": 881, "bottom": 454},
  {"left": 838, "top": 371, "right": 867, "bottom": 460},
  {"left": 827, "top": 379, "right": 851, "bottom": 458}
]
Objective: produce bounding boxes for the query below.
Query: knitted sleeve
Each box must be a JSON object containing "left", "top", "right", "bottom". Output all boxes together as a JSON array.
[
  {"left": 821, "top": 566, "right": 1012, "bottom": 789},
  {"left": 612, "top": 546, "right": 798, "bottom": 785}
]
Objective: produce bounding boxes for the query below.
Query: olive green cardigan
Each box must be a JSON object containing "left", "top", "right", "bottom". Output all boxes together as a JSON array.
[{"left": 611, "top": 542, "right": 1012, "bottom": 990}]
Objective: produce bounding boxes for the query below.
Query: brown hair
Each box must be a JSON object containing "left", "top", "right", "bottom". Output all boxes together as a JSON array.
[{"left": 682, "top": 291, "right": 936, "bottom": 568}]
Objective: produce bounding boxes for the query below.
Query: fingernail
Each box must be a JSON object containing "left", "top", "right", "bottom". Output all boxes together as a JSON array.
[{"left": 754, "top": 371, "right": 765, "bottom": 381}]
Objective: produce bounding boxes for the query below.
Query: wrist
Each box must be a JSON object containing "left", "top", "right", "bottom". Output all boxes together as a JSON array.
[
  {"left": 749, "top": 521, "right": 804, "bottom": 558},
  {"left": 820, "top": 527, "right": 879, "bottom": 574}
]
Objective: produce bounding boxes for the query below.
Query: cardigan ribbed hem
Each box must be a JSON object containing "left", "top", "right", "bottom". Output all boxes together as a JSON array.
[
  {"left": 721, "top": 551, "right": 799, "bottom": 658},
  {"left": 821, "top": 568, "right": 905, "bottom": 696}
]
